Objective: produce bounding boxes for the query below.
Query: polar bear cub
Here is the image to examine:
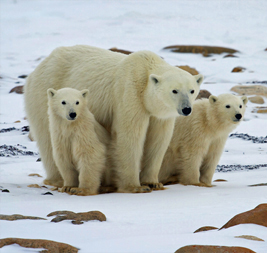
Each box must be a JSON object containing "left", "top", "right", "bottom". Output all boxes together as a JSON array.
[
  {"left": 47, "top": 87, "right": 106, "bottom": 195},
  {"left": 159, "top": 93, "right": 248, "bottom": 187}
]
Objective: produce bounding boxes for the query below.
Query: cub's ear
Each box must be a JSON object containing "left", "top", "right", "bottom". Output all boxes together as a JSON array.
[
  {"left": 81, "top": 89, "right": 89, "bottom": 98},
  {"left": 209, "top": 95, "right": 218, "bottom": 104},
  {"left": 242, "top": 96, "right": 248, "bottom": 105},
  {"left": 194, "top": 74, "right": 204, "bottom": 86},
  {"left": 47, "top": 88, "right": 57, "bottom": 99},
  {"left": 149, "top": 74, "right": 161, "bottom": 85}
]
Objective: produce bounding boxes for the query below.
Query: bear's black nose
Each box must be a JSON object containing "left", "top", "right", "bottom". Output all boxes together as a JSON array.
[
  {"left": 182, "top": 107, "right": 192, "bottom": 116},
  {"left": 235, "top": 113, "right": 242, "bottom": 120},
  {"left": 69, "top": 112, "right": 77, "bottom": 120}
]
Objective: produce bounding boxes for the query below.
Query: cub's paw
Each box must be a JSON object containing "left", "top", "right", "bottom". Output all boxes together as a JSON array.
[
  {"left": 69, "top": 187, "right": 97, "bottom": 196},
  {"left": 118, "top": 185, "right": 152, "bottom": 193},
  {"left": 141, "top": 182, "right": 165, "bottom": 191}
]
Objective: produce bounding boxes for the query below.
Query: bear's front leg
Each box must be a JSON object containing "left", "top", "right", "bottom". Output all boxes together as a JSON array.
[
  {"left": 75, "top": 150, "right": 105, "bottom": 196},
  {"left": 200, "top": 139, "right": 226, "bottom": 186},
  {"left": 140, "top": 117, "right": 175, "bottom": 190},
  {"left": 178, "top": 155, "right": 203, "bottom": 186},
  {"left": 112, "top": 112, "right": 151, "bottom": 193},
  {"left": 52, "top": 148, "right": 79, "bottom": 192}
]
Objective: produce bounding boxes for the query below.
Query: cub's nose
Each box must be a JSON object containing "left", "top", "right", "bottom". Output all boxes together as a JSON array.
[
  {"left": 69, "top": 112, "right": 77, "bottom": 120},
  {"left": 182, "top": 107, "right": 192, "bottom": 116},
  {"left": 235, "top": 113, "right": 242, "bottom": 120}
]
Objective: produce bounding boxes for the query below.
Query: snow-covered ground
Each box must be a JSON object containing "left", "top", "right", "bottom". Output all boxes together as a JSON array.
[{"left": 0, "top": 0, "right": 267, "bottom": 252}]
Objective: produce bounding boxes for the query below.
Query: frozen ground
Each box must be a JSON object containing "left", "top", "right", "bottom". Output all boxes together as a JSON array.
[{"left": 0, "top": 0, "right": 267, "bottom": 252}]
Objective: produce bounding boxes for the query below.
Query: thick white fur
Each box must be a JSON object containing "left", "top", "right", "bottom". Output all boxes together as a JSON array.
[
  {"left": 24, "top": 45, "right": 203, "bottom": 193},
  {"left": 47, "top": 88, "right": 106, "bottom": 195},
  {"left": 159, "top": 94, "right": 248, "bottom": 186}
]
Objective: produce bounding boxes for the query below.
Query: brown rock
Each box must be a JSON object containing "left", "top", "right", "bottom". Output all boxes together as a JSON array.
[
  {"left": 109, "top": 47, "right": 133, "bottom": 55},
  {"left": 0, "top": 238, "right": 79, "bottom": 253},
  {"left": 194, "top": 226, "right": 218, "bottom": 233},
  {"left": 175, "top": 245, "right": 255, "bottom": 253},
  {"left": 258, "top": 108, "right": 267, "bottom": 113},
  {"left": 196, "top": 89, "right": 212, "bottom": 100},
  {"left": 235, "top": 235, "right": 264, "bottom": 241},
  {"left": 231, "top": 67, "right": 246, "bottom": 73},
  {"left": 252, "top": 106, "right": 267, "bottom": 113},
  {"left": 249, "top": 183, "right": 267, "bottom": 187},
  {"left": 223, "top": 54, "right": 238, "bottom": 58},
  {"left": 231, "top": 85, "right": 267, "bottom": 96},
  {"left": 220, "top": 203, "right": 267, "bottom": 230},
  {"left": 248, "top": 95, "right": 265, "bottom": 104},
  {"left": 50, "top": 186, "right": 59, "bottom": 191},
  {"left": 213, "top": 179, "right": 227, "bottom": 182},
  {"left": 9, "top": 85, "right": 24, "bottom": 94},
  {"left": 47, "top": 210, "right": 106, "bottom": 224},
  {"left": 27, "top": 184, "right": 42, "bottom": 188},
  {"left": 163, "top": 45, "right": 238, "bottom": 57},
  {"left": 28, "top": 173, "right": 42, "bottom": 177},
  {"left": 177, "top": 65, "right": 199, "bottom": 75},
  {"left": 18, "top": 75, "right": 28, "bottom": 79},
  {"left": 0, "top": 214, "right": 46, "bottom": 221}
]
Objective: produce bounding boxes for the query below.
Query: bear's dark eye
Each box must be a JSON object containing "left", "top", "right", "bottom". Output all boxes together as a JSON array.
[
  {"left": 191, "top": 90, "right": 195, "bottom": 94},
  {"left": 239, "top": 105, "right": 242, "bottom": 108},
  {"left": 172, "top": 90, "right": 178, "bottom": 94},
  {"left": 76, "top": 101, "right": 79, "bottom": 105},
  {"left": 62, "top": 101, "right": 66, "bottom": 105},
  {"left": 226, "top": 105, "right": 230, "bottom": 108}
]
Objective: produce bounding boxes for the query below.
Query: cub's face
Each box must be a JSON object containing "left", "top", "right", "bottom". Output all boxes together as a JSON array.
[
  {"left": 146, "top": 69, "right": 203, "bottom": 118},
  {"left": 209, "top": 94, "right": 248, "bottom": 124},
  {"left": 47, "top": 88, "right": 89, "bottom": 121}
]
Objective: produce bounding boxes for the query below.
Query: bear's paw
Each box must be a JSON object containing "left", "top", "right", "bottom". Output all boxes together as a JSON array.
[
  {"left": 141, "top": 182, "right": 165, "bottom": 191},
  {"left": 68, "top": 187, "right": 98, "bottom": 196},
  {"left": 118, "top": 185, "right": 152, "bottom": 194}
]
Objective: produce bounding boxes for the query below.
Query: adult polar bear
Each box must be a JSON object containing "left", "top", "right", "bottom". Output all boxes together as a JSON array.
[{"left": 24, "top": 45, "right": 203, "bottom": 193}]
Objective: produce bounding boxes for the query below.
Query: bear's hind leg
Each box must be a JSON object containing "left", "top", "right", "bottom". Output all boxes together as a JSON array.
[
  {"left": 38, "top": 135, "right": 64, "bottom": 188},
  {"left": 24, "top": 84, "right": 63, "bottom": 187}
]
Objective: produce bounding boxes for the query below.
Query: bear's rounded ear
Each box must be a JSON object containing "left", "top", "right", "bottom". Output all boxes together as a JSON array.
[
  {"left": 47, "top": 88, "right": 57, "bottom": 99},
  {"left": 242, "top": 96, "right": 248, "bottom": 105},
  {"left": 149, "top": 74, "right": 161, "bottom": 85},
  {"left": 209, "top": 95, "right": 218, "bottom": 104},
  {"left": 81, "top": 89, "right": 89, "bottom": 98},
  {"left": 194, "top": 74, "right": 204, "bottom": 86}
]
